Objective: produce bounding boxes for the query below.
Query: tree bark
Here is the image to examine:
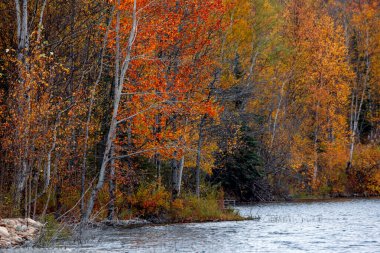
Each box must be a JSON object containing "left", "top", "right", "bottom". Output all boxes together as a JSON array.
[
  {"left": 36, "top": 0, "right": 48, "bottom": 41},
  {"left": 195, "top": 116, "right": 205, "bottom": 198},
  {"left": 14, "top": 0, "right": 30, "bottom": 209},
  {"left": 347, "top": 27, "right": 370, "bottom": 171},
  {"left": 83, "top": 0, "right": 137, "bottom": 222},
  {"left": 270, "top": 79, "right": 287, "bottom": 148},
  {"left": 81, "top": 6, "right": 114, "bottom": 219},
  {"left": 171, "top": 153, "right": 179, "bottom": 199},
  {"left": 108, "top": 146, "right": 116, "bottom": 220}
]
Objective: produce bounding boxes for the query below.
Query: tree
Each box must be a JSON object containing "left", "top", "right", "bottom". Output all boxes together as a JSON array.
[{"left": 82, "top": 0, "right": 138, "bottom": 222}]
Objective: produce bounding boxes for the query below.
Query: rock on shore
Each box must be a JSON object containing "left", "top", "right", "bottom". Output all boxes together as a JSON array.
[{"left": 0, "top": 218, "right": 43, "bottom": 248}]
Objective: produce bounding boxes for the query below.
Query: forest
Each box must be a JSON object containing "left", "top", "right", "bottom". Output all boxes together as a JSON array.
[{"left": 0, "top": 0, "right": 379, "bottom": 224}]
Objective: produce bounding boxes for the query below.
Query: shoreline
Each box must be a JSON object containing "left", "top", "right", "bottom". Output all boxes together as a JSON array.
[
  {"left": 87, "top": 213, "right": 250, "bottom": 230},
  {"left": 236, "top": 195, "right": 380, "bottom": 205},
  {"left": 3, "top": 197, "right": 379, "bottom": 249}
]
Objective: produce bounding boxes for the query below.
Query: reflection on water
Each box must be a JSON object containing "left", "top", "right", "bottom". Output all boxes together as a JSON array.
[{"left": 4, "top": 198, "right": 380, "bottom": 253}]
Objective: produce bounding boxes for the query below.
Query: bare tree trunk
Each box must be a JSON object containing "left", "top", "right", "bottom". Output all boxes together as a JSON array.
[
  {"left": 171, "top": 153, "right": 179, "bottom": 199},
  {"left": 155, "top": 153, "right": 161, "bottom": 183},
  {"left": 108, "top": 146, "right": 116, "bottom": 220},
  {"left": 83, "top": 0, "right": 137, "bottom": 222},
  {"left": 173, "top": 116, "right": 189, "bottom": 197},
  {"left": 44, "top": 105, "right": 73, "bottom": 196},
  {"left": 176, "top": 156, "right": 184, "bottom": 196},
  {"left": 81, "top": 6, "right": 114, "bottom": 218},
  {"left": 15, "top": 0, "right": 21, "bottom": 44},
  {"left": 32, "top": 171, "right": 39, "bottom": 219},
  {"left": 41, "top": 156, "right": 58, "bottom": 221},
  {"left": 14, "top": 0, "right": 30, "bottom": 209},
  {"left": 24, "top": 179, "right": 28, "bottom": 218},
  {"left": 270, "top": 79, "right": 287, "bottom": 148},
  {"left": 44, "top": 123, "right": 58, "bottom": 193},
  {"left": 154, "top": 113, "right": 162, "bottom": 183},
  {"left": 347, "top": 28, "right": 370, "bottom": 171},
  {"left": 171, "top": 118, "right": 181, "bottom": 199},
  {"left": 312, "top": 99, "right": 320, "bottom": 187},
  {"left": 27, "top": 175, "right": 32, "bottom": 218},
  {"left": 36, "top": 0, "right": 48, "bottom": 41},
  {"left": 195, "top": 116, "right": 205, "bottom": 198}
]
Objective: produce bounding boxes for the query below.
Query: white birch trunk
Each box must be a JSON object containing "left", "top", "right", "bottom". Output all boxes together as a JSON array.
[
  {"left": 83, "top": 0, "right": 137, "bottom": 222},
  {"left": 347, "top": 27, "right": 371, "bottom": 170}
]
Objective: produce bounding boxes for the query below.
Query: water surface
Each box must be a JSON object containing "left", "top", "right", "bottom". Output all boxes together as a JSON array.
[{"left": 5, "top": 198, "right": 380, "bottom": 253}]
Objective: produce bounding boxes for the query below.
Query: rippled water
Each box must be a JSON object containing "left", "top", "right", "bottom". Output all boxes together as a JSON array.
[{"left": 4, "top": 198, "right": 380, "bottom": 253}]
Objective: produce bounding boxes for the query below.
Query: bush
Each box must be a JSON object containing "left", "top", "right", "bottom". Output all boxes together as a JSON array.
[
  {"left": 349, "top": 145, "right": 380, "bottom": 195},
  {"left": 126, "top": 183, "right": 242, "bottom": 222},
  {"left": 169, "top": 191, "right": 242, "bottom": 223},
  {"left": 37, "top": 214, "right": 72, "bottom": 247},
  {"left": 127, "top": 183, "right": 170, "bottom": 218}
]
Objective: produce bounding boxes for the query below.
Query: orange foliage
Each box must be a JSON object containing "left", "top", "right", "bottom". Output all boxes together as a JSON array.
[
  {"left": 111, "top": 0, "right": 225, "bottom": 162},
  {"left": 127, "top": 183, "right": 170, "bottom": 217}
]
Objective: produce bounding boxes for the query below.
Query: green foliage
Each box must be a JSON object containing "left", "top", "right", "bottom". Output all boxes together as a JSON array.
[
  {"left": 212, "top": 126, "right": 270, "bottom": 201},
  {"left": 37, "top": 214, "right": 72, "bottom": 247},
  {"left": 0, "top": 0, "right": 379, "bottom": 222},
  {"left": 0, "top": 192, "right": 14, "bottom": 217}
]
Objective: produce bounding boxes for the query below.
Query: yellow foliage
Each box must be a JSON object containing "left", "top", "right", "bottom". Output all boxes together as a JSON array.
[
  {"left": 127, "top": 183, "right": 170, "bottom": 217},
  {"left": 350, "top": 145, "right": 380, "bottom": 195}
]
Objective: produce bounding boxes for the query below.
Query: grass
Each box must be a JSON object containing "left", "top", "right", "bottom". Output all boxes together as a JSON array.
[
  {"left": 169, "top": 195, "right": 244, "bottom": 223},
  {"left": 36, "top": 214, "right": 72, "bottom": 247},
  {"left": 125, "top": 183, "right": 245, "bottom": 223}
]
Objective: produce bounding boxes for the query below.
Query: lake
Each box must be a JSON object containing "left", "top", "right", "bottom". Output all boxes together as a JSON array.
[{"left": 5, "top": 198, "right": 380, "bottom": 252}]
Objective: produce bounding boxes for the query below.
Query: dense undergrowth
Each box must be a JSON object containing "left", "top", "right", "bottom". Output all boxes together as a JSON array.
[
  {"left": 31, "top": 184, "right": 243, "bottom": 246},
  {"left": 111, "top": 183, "right": 242, "bottom": 223}
]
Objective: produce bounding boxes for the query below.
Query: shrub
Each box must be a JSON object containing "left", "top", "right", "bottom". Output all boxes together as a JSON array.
[
  {"left": 169, "top": 191, "right": 242, "bottom": 222},
  {"left": 126, "top": 184, "right": 242, "bottom": 222},
  {"left": 349, "top": 145, "right": 380, "bottom": 195},
  {"left": 127, "top": 183, "right": 170, "bottom": 218}
]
